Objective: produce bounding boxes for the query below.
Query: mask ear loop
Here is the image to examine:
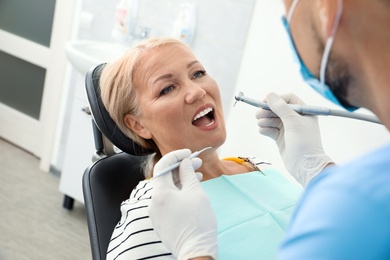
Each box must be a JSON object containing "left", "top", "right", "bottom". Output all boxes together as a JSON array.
[
  {"left": 319, "top": 0, "right": 343, "bottom": 84},
  {"left": 287, "top": 0, "right": 300, "bottom": 23}
]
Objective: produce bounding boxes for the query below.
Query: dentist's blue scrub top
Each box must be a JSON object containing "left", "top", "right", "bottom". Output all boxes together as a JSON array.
[{"left": 278, "top": 143, "right": 390, "bottom": 259}]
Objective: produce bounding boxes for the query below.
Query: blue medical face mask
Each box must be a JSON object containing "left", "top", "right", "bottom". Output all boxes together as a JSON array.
[{"left": 283, "top": 0, "right": 357, "bottom": 111}]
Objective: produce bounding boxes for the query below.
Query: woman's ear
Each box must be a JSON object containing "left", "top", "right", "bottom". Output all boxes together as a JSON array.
[
  {"left": 317, "top": 0, "right": 340, "bottom": 37},
  {"left": 124, "top": 114, "right": 152, "bottom": 139}
]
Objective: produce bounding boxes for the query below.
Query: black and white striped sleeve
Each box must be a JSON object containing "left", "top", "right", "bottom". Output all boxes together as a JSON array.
[{"left": 107, "top": 180, "right": 175, "bottom": 260}]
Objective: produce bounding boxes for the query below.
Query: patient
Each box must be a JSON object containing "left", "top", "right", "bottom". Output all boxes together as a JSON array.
[{"left": 100, "top": 37, "right": 302, "bottom": 259}]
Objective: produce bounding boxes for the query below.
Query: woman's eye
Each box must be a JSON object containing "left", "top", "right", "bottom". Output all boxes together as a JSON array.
[
  {"left": 193, "top": 70, "right": 206, "bottom": 79},
  {"left": 159, "top": 85, "right": 174, "bottom": 96}
]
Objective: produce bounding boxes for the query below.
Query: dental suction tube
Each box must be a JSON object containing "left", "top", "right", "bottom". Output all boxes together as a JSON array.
[{"left": 235, "top": 91, "right": 382, "bottom": 125}]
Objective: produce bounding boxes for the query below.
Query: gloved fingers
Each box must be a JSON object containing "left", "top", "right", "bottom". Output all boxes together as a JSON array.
[
  {"left": 265, "top": 92, "right": 299, "bottom": 119},
  {"left": 179, "top": 158, "right": 202, "bottom": 189},
  {"left": 255, "top": 107, "right": 276, "bottom": 119},
  {"left": 257, "top": 115, "right": 282, "bottom": 129},
  {"left": 257, "top": 112, "right": 282, "bottom": 139},
  {"left": 172, "top": 169, "right": 182, "bottom": 189},
  {"left": 195, "top": 172, "right": 203, "bottom": 181},
  {"left": 153, "top": 149, "right": 191, "bottom": 174},
  {"left": 258, "top": 126, "right": 280, "bottom": 141},
  {"left": 279, "top": 92, "right": 306, "bottom": 105},
  {"left": 173, "top": 158, "right": 202, "bottom": 189},
  {"left": 190, "top": 157, "right": 202, "bottom": 171},
  {"left": 152, "top": 170, "right": 177, "bottom": 190}
]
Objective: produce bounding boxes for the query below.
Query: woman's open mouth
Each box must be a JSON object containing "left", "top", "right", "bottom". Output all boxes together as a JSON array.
[{"left": 192, "top": 106, "right": 216, "bottom": 128}]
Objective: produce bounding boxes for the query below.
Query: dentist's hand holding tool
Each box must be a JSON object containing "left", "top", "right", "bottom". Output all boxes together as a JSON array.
[
  {"left": 154, "top": 146, "right": 212, "bottom": 178},
  {"left": 256, "top": 92, "right": 333, "bottom": 187},
  {"left": 149, "top": 148, "right": 218, "bottom": 260}
]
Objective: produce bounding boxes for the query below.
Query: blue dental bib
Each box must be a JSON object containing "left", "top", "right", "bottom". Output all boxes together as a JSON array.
[{"left": 201, "top": 169, "right": 302, "bottom": 259}]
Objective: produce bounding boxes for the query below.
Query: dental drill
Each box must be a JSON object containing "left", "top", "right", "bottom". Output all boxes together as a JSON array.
[{"left": 235, "top": 91, "right": 382, "bottom": 125}]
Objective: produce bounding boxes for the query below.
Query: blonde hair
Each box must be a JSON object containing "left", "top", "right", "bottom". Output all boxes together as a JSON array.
[{"left": 100, "top": 37, "right": 192, "bottom": 177}]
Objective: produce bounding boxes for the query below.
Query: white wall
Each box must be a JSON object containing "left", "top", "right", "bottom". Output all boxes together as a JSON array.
[
  {"left": 78, "top": 0, "right": 255, "bottom": 118},
  {"left": 220, "top": 0, "right": 390, "bottom": 176},
  {"left": 53, "top": 0, "right": 255, "bottom": 172}
]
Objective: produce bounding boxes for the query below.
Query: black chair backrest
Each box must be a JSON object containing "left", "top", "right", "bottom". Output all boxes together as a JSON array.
[
  {"left": 83, "top": 64, "right": 151, "bottom": 260},
  {"left": 83, "top": 153, "right": 146, "bottom": 260},
  {"left": 85, "top": 63, "right": 154, "bottom": 156}
]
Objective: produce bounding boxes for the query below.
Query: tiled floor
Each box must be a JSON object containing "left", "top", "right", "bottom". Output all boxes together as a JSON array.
[{"left": 0, "top": 138, "right": 91, "bottom": 260}]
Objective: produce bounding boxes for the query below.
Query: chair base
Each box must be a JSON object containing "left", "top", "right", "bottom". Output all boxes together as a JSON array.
[{"left": 63, "top": 195, "right": 75, "bottom": 210}]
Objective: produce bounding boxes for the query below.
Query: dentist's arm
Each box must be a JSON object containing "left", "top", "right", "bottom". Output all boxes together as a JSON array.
[
  {"left": 149, "top": 149, "right": 218, "bottom": 260},
  {"left": 256, "top": 92, "right": 334, "bottom": 187}
]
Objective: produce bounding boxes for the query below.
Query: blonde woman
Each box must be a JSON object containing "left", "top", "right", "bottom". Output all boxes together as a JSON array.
[{"left": 100, "top": 37, "right": 302, "bottom": 259}]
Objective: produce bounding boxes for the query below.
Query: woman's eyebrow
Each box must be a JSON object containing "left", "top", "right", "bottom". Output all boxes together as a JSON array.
[
  {"left": 153, "top": 61, "right": 199, "bottom": 85},
  {"left": 187, "top": 60, "right": 199, "bottom": 68},
  {"left": 153, "top": 74, "right": 173, "bottom": 85}
]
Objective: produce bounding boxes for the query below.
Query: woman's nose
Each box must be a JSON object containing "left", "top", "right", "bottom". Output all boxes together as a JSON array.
[{"left": 185, "top": 85, "right": 206, "bottom": 104}]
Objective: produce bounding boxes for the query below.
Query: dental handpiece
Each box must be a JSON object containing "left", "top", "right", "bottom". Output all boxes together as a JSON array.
[
  {"left": 235, "top": 91, "right": 382, "bottom": 124},
  {"left": 154, "top": 146, "right": 212, "bottom": 178}
]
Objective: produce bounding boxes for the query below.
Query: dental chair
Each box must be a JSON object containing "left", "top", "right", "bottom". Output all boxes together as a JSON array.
[{"left": 82, "top": 63, "right": 153, "bottom": 260}]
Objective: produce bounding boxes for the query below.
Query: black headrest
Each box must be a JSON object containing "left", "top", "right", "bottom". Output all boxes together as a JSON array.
[{"left": 85, "top": 64, "right": 154, "bottom": 156}]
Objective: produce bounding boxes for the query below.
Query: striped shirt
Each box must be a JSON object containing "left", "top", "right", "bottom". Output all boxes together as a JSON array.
[
  {"left": 106, "top": 180, "right": 175, "bottom": 260},
  {"left": 107, "top": 167, "right": 302, "bottom": 259}
]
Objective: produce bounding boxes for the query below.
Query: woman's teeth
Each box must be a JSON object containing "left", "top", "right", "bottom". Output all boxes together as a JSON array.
[
  {"left": 205, "top": 119, "right": 215, "bottom": 126},
  {"left": 193, "top": 107, "right": 213, "bottom": 121},
  {"left": 192, "top": 107, "right": 215, "bottom": 127}
]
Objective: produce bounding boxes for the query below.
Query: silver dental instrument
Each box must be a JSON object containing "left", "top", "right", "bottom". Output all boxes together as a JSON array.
[
  {"left": 235, "top": 91, "right": 382, "bottom": 124},
  {"left": 154, "top": 146, "right": 212, "bottom": 178}
]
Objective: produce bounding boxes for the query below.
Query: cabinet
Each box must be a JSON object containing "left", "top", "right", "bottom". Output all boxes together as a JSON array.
[{"left": 59, "top": 76, "right": 95, "bottom": 208}]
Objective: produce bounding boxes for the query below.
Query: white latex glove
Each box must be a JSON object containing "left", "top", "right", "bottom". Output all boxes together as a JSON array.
[
  {"left": 256, "top": 92, "right": 333, "bottom": 187},
  {"left": 149, "top": 149, "right": 218, "bottom": 260}
]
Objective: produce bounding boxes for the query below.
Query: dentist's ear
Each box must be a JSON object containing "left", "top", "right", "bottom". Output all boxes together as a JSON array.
[
  {"left": 317, "top": 0, "right": 342, "bottom": 38},
  {"left": 124, "top": 114, "right": 152, "bottom": 139}
]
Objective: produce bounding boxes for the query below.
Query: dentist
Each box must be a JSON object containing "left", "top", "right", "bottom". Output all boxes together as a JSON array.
[{"left": 149, "top": 0, "right": 390, "bottom": 259}]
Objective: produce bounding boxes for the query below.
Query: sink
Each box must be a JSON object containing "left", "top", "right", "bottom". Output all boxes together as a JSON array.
[{"left": 65, "top": 40, "right": 129, "bottom": 75}]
